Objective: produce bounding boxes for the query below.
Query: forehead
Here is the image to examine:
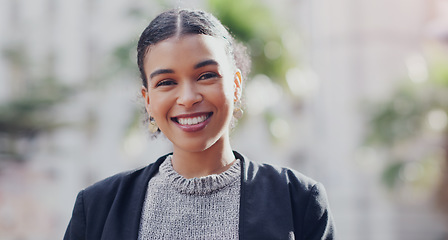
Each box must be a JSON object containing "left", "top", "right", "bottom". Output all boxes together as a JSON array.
[{"left": 144, "top": 35, "right": 231, "bottom": 71}]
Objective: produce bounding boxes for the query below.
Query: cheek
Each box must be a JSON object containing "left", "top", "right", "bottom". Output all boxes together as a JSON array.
[
  {"left": 219, "top": 75, "right": 236, "bottom": 98},
  {"left": 209, "top": 89, "right": 234, "bottom": 118},
  {"left": 209, "top": 82, "right": 234, "bottom": 106},
  {"left": 148, "top": 95, "right": 168, "bottom": 117}
]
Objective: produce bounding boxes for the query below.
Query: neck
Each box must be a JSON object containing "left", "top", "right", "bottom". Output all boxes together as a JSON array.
[{"left": 171, "top": 137, "right": 235, "bottom": 179}]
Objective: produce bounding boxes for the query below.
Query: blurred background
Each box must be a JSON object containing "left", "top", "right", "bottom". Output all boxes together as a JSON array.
[{"left": 1, "top": 0, "right": 447, "bottom": 239}]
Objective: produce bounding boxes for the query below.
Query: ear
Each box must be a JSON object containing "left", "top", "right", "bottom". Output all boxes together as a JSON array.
[
  {"left": 141, "top": 86, "right": 151, "bottom": 115},
  {"left": 233, "top": 70, "right": 243, "bottom": 102}
]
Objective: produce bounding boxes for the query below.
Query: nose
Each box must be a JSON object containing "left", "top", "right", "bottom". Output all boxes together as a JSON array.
[{"left": 176, "top": 82, "right": 202, "bottom": 108}]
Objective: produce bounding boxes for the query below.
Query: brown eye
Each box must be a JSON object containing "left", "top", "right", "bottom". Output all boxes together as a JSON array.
[
  {"left": 156, "top": 79, "right": 176, "bottom": 87},
  {"left": 198, "top": 72, "right": 219, "bottom": 81}
]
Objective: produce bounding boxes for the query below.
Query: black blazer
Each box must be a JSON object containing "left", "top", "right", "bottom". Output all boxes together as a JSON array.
[{"left": 64, "top": 151, "right": 336, "bottom": 240}]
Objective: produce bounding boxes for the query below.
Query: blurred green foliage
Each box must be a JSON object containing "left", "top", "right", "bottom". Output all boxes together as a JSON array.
[
  {"left": 428, "top": 49, "right": 448, "bottom": 87},
  {"left": 365, "top": 83, "right": 446, "bottom": 147},
  {"left": 0, "top": 83, "right": 68, "bottom": 136},
  {"left": 364, "top": 49, "right": 448, "bottom": 192},
  {"left": 208, "top": 0, "right": 297, "bottom": 87},
  {"left": 0, "top": 44, "right": 72, "bottom": 161}
]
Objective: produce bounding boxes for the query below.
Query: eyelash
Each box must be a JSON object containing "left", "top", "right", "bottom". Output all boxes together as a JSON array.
[
  {"left": 154, "top": 72, "right": 219, "bottom": 87},
  {"left": 155, "top": 79, "right": 176, "bottom": 87},
  {"left": 198, "top": 72, "right": 219, "bottom": 80}
]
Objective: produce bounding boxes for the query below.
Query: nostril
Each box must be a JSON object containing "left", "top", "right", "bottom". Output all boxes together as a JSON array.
[{"left": 177, "top": 89, "right": 203, "bottom": 106}]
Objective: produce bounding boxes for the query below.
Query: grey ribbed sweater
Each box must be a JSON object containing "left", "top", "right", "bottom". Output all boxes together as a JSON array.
[{"left": 138, "top": 155, "right": 241, "bottom": 240}]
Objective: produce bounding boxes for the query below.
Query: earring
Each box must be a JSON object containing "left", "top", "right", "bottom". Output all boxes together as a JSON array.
[
  {"left": 148, "top": 117, "right": 159, "bottom": 133},
  {"left": 233, "top": 101, "right": 243, "bottom": 119},
  {"left": 233, "top": 108, "right": 243, "bottom": 119}
]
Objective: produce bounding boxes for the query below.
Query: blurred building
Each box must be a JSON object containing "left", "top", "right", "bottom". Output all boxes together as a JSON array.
[{"left": 0, "top": 0, "right": 446, "bottom": 239}]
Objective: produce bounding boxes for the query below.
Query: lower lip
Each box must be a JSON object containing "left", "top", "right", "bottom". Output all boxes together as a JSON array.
[{"left": 174, "top": 115, "right": 212, "bottom": 132}]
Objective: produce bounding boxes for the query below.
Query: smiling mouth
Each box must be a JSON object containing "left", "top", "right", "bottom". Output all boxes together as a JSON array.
[{"left": 173, "top": 113, "right": 213, "bottom": 126}]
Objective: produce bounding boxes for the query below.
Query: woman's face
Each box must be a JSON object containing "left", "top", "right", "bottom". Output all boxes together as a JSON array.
[{"left": 142, "top": 34, "right": 242, "bottom": 154}]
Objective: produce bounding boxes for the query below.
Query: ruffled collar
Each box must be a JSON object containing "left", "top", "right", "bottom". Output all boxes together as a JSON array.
[{"left": 159, "top": 155, "right": 241, "bottom": 195}]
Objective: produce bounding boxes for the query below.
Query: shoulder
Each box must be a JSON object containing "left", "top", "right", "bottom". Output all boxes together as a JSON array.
[
  {"left": 235, "top": 151, "right": 336, "bottom": 239},
  {"left": 238, "top": 152, "right": 318, "bottom": 193},
  {"left": 81, "top": 154, "right": 168, "bottom": 202},
  {"left": 83, "top": 166, "right": 149, "bottom": 196},
  {"left": 237, "top": 151, "right": 331, "bottom": 212}
]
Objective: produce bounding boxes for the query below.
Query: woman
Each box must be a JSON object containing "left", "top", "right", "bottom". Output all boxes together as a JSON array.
[{"left": 64, "top": 9, "right": 336, "bottom": 240}]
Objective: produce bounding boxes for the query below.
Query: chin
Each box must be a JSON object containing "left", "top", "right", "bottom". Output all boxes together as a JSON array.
[{"left": 175, "top": 138, "right": 219, "bottom": 153}]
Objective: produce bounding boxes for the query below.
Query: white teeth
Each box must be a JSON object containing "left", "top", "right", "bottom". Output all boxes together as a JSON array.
[{"left": 177, "top": 115, "right": 208, "bottom": 125}]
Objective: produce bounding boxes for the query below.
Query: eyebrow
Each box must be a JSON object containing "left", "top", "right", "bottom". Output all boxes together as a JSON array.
[
  {"left": 149, "top": 59, "right": 219, "bottom": 79},
  {"left": 149, "top": 69, "right": 175, "bottom": 79},
  {"left": 194, "top": 59, "right": 218, "bottom": 69}
]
